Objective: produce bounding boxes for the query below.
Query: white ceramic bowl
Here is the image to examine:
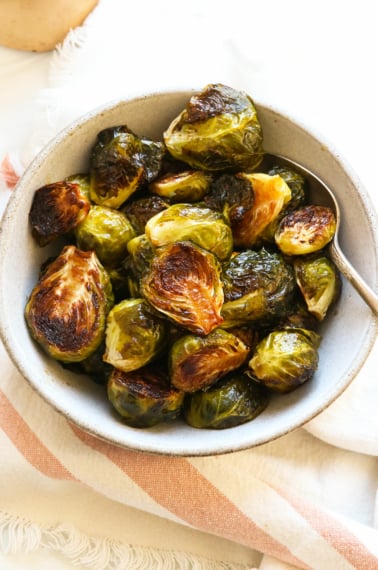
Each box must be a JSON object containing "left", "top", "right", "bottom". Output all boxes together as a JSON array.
[{"left": 0, "top": 91, "right": 377, "bottom": 456}]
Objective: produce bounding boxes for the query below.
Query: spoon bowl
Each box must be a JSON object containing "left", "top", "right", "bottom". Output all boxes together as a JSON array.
[{"left": 265, "top": 153, "right": 378, "bottom": 316}]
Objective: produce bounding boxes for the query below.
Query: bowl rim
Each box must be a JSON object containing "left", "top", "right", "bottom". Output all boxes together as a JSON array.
[{"left": 0, "top": 89, "right": 377, "bottom": 456}]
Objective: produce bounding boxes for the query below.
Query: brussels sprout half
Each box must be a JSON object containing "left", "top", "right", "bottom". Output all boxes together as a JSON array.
[
  {"left": 150, "top": 170, "right": 212, "bottom": 203},
  {"left": 183, "top": 373, "right": 270, "bottom": 429},
  {"left": 275, "top": 205, "right": 336, "bottom": 255},
  {"left": 29, "top": 180, "right": 90, "bottom": 246},
  {"left": 104, "top": 298, "right": 168, "bottom": 373},
  {"left": 248, "top": 328, "right": 321, "bottom": 392},
  {"left": 294, "top": 254, "right": 341, "bottom": 320},
  {"left": 170, "top": 328, "right": 250, "bottom": 393},
  {"left": 164, "top": 83, "right": 264, "bottom": 172},
  {"left": 141, "top": 241, "right": 224, "bottom": 336},
  {"left": 108, "top": 366, "right": 184, "bottom": 428},
  {"left": 145, "top": 203, "right": 233, "bottom": 261},
  {"left": 232, "top": 173, "right": 292, "bottom": 248},
  {"left": 89, "top": 125, "right": 165, "bottom": 209},
  {"left": 25, "top": 245, "right": 114, "bottom": 363}
]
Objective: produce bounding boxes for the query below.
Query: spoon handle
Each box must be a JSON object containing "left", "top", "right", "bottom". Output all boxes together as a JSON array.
[{"left": 329, "top": 240, "right": 378, "bottom": 316}]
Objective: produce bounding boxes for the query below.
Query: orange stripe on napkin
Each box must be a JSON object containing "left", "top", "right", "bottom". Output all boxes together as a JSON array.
[
  {"left": 71, "top": 424, "right": 309, "bottom": 569},
  {"left": 0, "top": 390, "right": 77, "bottom": 481},
  {"left": 274, "top": 484, "right": 378, "bottom": 569}
]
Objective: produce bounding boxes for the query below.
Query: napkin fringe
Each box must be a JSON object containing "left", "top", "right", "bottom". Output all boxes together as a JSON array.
[{"left": 0, "top": 510, "right": 250, "bottom": 570}]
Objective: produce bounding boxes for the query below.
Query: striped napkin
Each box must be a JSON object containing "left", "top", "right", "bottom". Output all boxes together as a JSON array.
[{"left": 1, "top": 1, "right": 378, "bottom": 568}]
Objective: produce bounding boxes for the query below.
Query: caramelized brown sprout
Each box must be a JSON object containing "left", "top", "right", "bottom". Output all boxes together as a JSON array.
[
  {"left": 294, "top": 254, "right": 341, "bottom": 320},
  {"left": 164, "top": 83, "right": 264, "bottom": 172},
  {"left": 232, "top": 173, "right": 292, "bottom": 248},
  {"left": 89, "top": 125, "right": 165, "bottom": 208},
  {"left": 104, "top": 298, "right": 168, "bottom": 373},
  {"left": 141, "top": 241, "right": 224, "bottom": 335},
  {"left": 275, "top": 205, "right": 336, "bottom": 255},
  {"left": 169, "top": 328, "right": 250, "bottom": 392},
  {"left": 183, "top": 373, "right": 269, "bottom": 429},
  {"left": 149, "top": 170, "right": 212, "bottom": 203},
  {"left": 25, "top": 245, "right": 114, "bottom": 362},
  {"left": 29, "top": 180, "right": 90, "bottom": 246},
  {"left": 247, "top": 328, "right": 321, "bottom": 392},
  {"left": 145, "top": 203, "right": 233, "bottom": 261},
  {"left": 108, "top": 366, "right": 184, "bottom": 427}
]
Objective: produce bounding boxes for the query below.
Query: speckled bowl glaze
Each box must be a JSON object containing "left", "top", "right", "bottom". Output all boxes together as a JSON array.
[{"left": 0, "top": 91, "right": 377, "bottom": 456}]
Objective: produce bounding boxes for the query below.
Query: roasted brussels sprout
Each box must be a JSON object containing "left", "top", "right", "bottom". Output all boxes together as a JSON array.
[
  {"left": 126, "top": 233, "right": 155, "bottom": 279},
  {"left": 221, "top": 248, "right": 296, "bottom": 326},
  {"left": 122, "top": 194, "right": 168, "bottom": 235},
  {"left": 247, "top": 328, "right": 321, "bottom": 392},
  {"left": 204, "top": 173, "right": 254, "bottom": 226},
  {"left": 145, "top": 203, "right": 233, "bottom": 261},
  {"left": 108, "top": 366, "right": 184, "bottom": 427},
  {"left": 183, "top": 373, "right": 269, "bottom": 429},
  {"left": 294, "top": 254, "right": 341, "bottom": 320},
  {"left": 267, "top": 165, "right": 306, "bottom": 212},
  {"left": 170, "top": 328, "right": 250, "bottom": 392},
  {"left": 25, "top": 245, "right": 114, "bottom": 362},
  {"left": 65, "top": 174, "right": 91, "bottom": 200},
  {"left": 104, "top": 298, "right": 168, "bottom": 373},
  {"left": 275, "top": 205, "right": 336, "bottom": 255},
  {"left": 89, "top": 125, "right": 165, "bottom": 208},
  {"left": 75, "top": 205, "right": 135, "bottom": 267},
  {"left": 80, "top": 342, "right": 113, "bottom": 384},
  {"left": 232, "top": 173, "right": 292, "bottom": 248},
  {"left": 141, "top": 241, "right": 224, "bottom": 335},
  {"left": 150, "top": 170, "right": 212, "bottom": 203},
  {"left": 164, "top": 84, "right": 264, "bottom": 172},
  {"left": 29, "top": 180, "right": 91, "bottom": 246}
]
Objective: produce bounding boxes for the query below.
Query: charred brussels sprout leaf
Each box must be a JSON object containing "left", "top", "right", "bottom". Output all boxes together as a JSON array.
[
  {"left": 122, "top": 194, "right": 168, "bottom": 235},
  {"left": 164, "top": 83, "right": 264, "bottom": 172},
  {"left": 170, "top": 328, "right": 250, "bottom": 392},
  {"left": 141, "top": 241, "right": 224, "bottom": 335},
  {"left": 233, "top": 173, "right": 292, "bottom": 248},
  {"left": 221, "top": 248, "right": 296, "bottom": 326},
  {"left": 294, "top": 254, "right": 341, "bottom": 320},
  {"left": 89, "top": 125, "right": 164, "bottom": 208},
  {"left": 248, "top": 328, "right": 321, "bottom": 392},
  {"left": 25, "top": 245, "right": 114, "bottom": 362},
  {"left": 275, "top": 205, "right": 336, "bottom": 255},
  {"left": 183, "top": 373, "right": 269, "bottom": 429},
  {"left": 108, "top": 366, "right": 184, "bottom": 427},
  {"left": 29, "top": 180, "right": 90, "bottom": 246},
  {"left": 75, "top": 205, "right": 135, "bottom": 267},
  {"left": 150, "top": 170, "right": 212, "bottom": 203},
  {"left": 145, "top": 203, "right": 233, "bottom": 261},
  {"left": 104, "top": 298, "right": 168, "bottom": 372}
]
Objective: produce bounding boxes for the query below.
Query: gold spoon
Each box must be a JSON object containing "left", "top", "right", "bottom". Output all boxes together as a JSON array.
[{"left": 265, "top": 153, "right": 378, "bottom": 316}]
